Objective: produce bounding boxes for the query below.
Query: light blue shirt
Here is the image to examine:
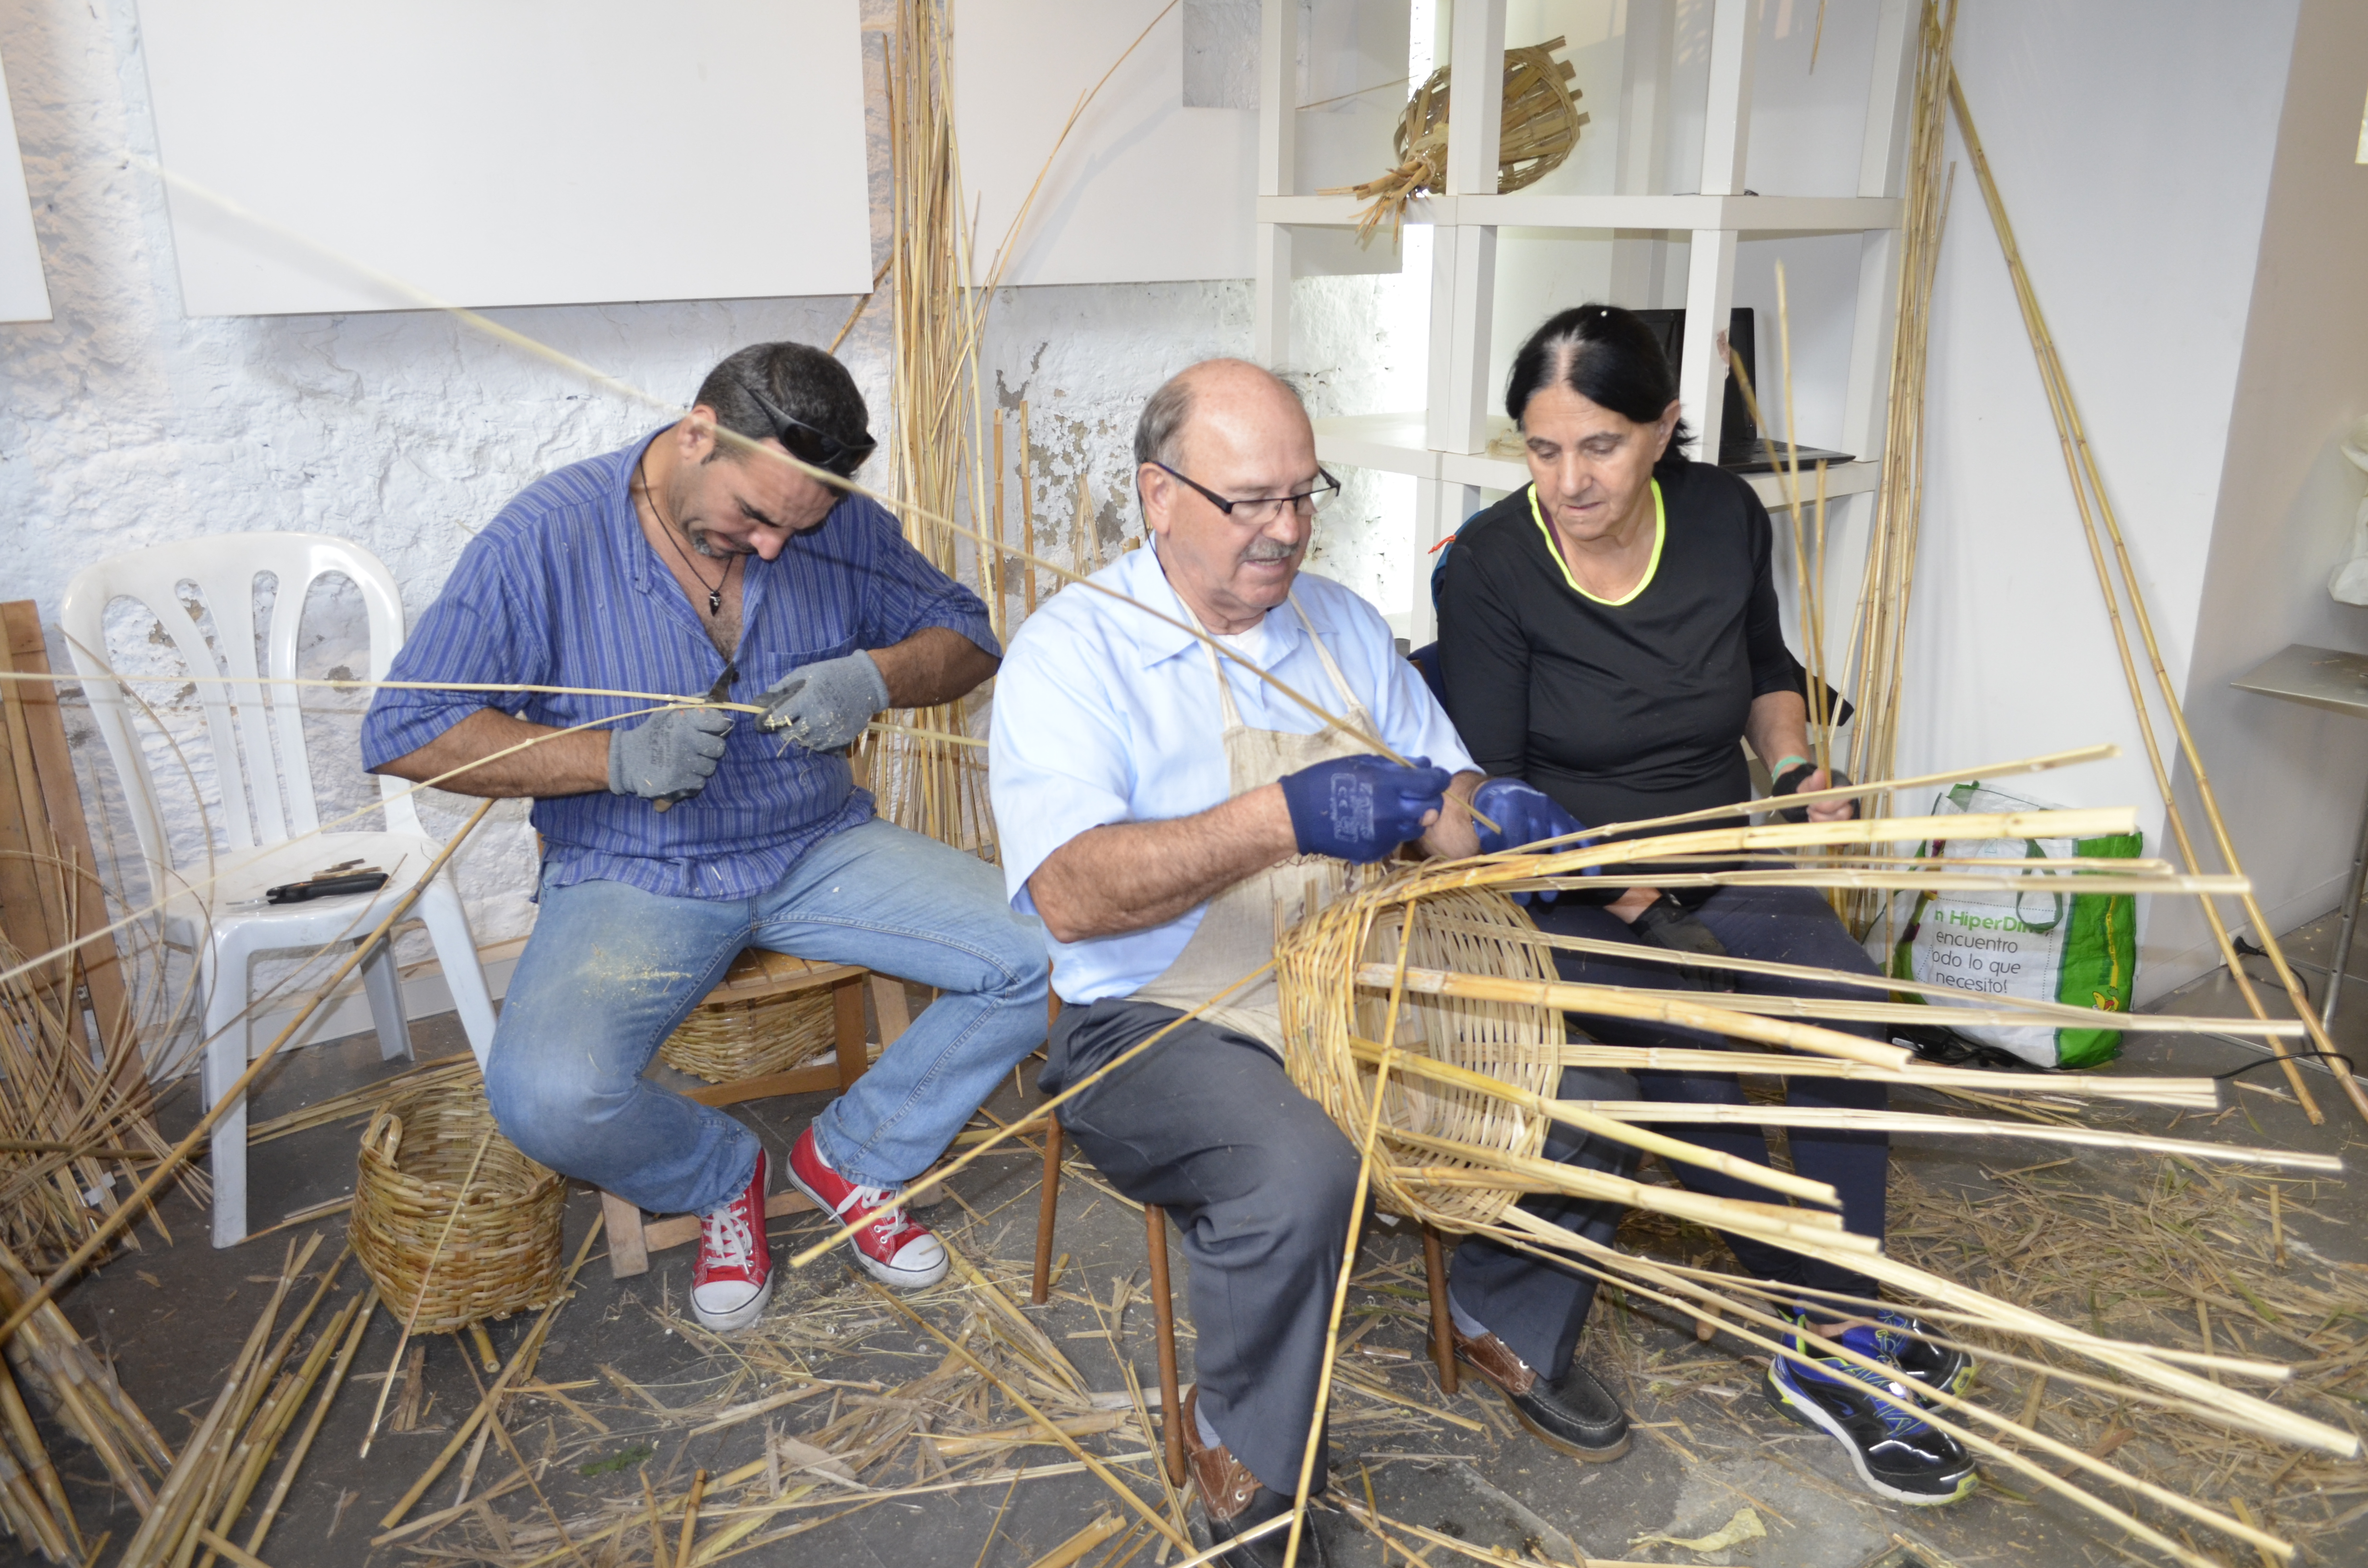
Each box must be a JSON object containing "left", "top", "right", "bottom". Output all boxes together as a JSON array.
[{"left": 989, "top": 546, "right": 1478, "bottom": 1004}]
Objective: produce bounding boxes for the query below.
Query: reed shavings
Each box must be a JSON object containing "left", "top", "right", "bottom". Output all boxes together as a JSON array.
[
  {"left": 387, "top": 1190, "right": 1464, "bottom": 1568},
  {"left": 1886, "top": 1160, "right": 2368, "bottom": 1552}
]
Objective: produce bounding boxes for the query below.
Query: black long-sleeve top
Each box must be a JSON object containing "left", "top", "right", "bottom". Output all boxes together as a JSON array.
[{"left": 1435, "top": 458, "right": 1805, "bottom": 840}]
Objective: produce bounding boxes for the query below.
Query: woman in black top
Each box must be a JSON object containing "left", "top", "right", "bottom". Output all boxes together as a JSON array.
[{"left": 1438, "top": 305, "right": 1976, "bottom": 1507}]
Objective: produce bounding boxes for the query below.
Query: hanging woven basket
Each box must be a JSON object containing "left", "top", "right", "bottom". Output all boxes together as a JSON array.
[
  {"left": 352, "top": 1084, "right": 565, "bottom": 1334},
  {"left": 1326, "top": 37, "right": 1587, "bottom": 245},
  {"left": 1275, "top": 882, "right": 1561, "bottom": 1233}
]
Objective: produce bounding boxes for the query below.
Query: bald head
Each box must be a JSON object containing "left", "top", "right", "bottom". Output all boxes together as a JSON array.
[
  {"left": 1134, "top": 359, "right": 1323, "bottom": 635},
  {"left": 1134, "top": 358, "right": 1311, "bottom": 476}
]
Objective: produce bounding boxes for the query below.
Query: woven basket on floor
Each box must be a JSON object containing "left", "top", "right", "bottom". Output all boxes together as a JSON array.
[
  {"left": 658, "top": 975, "right": 836, "bottom": 1083},
  {"left": 352, "top": 1084, "right": 565, "bottom": 1333},
  {"left": 1275, "top": 881, "right": 1561, "bottom": 1234}
]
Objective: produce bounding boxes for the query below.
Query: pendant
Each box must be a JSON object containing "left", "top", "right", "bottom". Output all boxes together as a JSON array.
[{"left": 707, "top": 589, "right": 722, "bottom": 615}]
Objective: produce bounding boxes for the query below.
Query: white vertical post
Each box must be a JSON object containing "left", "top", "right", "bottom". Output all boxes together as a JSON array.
[
  {"left": 1677, "top": 228, "right": 1738, "bottom": 459},
  {"left": 1614, "top": 0, "right": 1672, "bottom": 196},
  {"left": 1857, "top": 0, "right": 1916, "bottom": 200},
  {"left": 1258, "top": 0, "right": 1296, "bottom": 197},
  {"left": 1840, "top": 232, "right": 1898, "bottom": 460},
  {"left": 1254, "top": 0, "right": 1297, "bottom": 369},
  {"left": 1697, "top": 0, "right": 1760, "bottom": 196},
  {"left": 1610, "top": 0, "right": 1674, "bottom": 306},
  {"left": 1254, "top": 224, "right": 1295, "bottom": 368},
  {"left": 1436, "top": 0, "right": 1505, "bottom": 456},
  {"left": 1411, "top": 479, "right": 1449, "bottom": 644},
  {"left": 1841, "top": 0, "right": 1918, "bottom": 458},
  {"left": 1443, "top": 0, "right": 1507, "bottom": 196},
  {"left": 1409, "top": 478, "right": 1487, "bottom": 645},
  {"left": 1441, "top": 225, "right": 1498, "bottom": 454},
  {"left": 1679, "top": 0, "right": 1754, "bottom": 460},
  {"left": 1424, "top": 214, "right": 1462, "bottom": 450}
]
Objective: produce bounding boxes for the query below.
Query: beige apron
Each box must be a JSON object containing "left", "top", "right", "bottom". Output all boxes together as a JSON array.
[{"left": 1129, "top": 596, "right": 1376, "bottom": 1054}]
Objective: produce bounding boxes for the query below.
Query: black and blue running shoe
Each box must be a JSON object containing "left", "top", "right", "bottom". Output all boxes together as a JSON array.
[
  {"left": 1765, "top": 1317, "right": 1977, "bottom": 1506},
  {"left": 1869, "top": 1307, "right": 1976, "bottom": 1403}
]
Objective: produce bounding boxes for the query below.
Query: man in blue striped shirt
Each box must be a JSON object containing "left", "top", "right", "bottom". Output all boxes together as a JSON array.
[{"left": 364, "top": 342, "right": 1049, "bottom": 1333}]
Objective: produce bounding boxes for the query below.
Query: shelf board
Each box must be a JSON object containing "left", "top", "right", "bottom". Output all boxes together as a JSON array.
[
  {"left": 1310, "top": 412, "right": 1438, "bottom": 479},
  {"left": 1314, "top": 412, "right": 1883, "bottom": 510},
  {"left": 1259, "top": 192, "right": 1900, "bottom": 234}
]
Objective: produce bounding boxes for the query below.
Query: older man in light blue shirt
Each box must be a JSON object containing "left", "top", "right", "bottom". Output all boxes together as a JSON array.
[{"left": 990, "top": 360, "right": 1639, "bottom": 1568}]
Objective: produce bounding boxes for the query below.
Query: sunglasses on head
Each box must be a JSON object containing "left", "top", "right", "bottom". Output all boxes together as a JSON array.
[{"left": 743, "top": 383, "right": 878, "bottom": 478}]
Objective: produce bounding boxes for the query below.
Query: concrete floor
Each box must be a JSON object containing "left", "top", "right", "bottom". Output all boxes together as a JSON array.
[{"left": 20, "top": 918, "right": 2368, "bottom": 1568}]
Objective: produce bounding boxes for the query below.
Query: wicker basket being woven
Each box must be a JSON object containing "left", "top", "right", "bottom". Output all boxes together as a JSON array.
[
  {"left": 658, "top": 960, "right": 839, "bottom": 1084},
  {"left": 352, "top": 1084, "right": 565, "bottom": 1334},
  {"left": 1276, "top": 882, "right": 1561, "bottom": 1234}
]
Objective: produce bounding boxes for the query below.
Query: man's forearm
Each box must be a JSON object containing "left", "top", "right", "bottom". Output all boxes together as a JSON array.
[
  {"left": 372, "top": 707, "right": 611, "bottom": 798},
  {"left": 872, "top": 627, "right": 999, "bottom": 710},
  {"left": 1028, "top": 784, "right": 1296, "bottom": 943}
]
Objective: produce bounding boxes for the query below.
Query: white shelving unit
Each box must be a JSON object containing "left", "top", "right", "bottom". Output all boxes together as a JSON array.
[{"left": 1252, "top": 0, "right": 1918, "bottom": 643}]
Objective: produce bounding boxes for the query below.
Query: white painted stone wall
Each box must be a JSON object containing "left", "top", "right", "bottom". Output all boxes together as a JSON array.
[{"left": 0, "top": 0, "right": 1414, "bottom": 1065}]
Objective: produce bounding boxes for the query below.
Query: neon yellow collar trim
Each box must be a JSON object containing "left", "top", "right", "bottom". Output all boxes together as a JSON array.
[{"left": 1528, "top": 479, "right": 1665, "bottom": 607}]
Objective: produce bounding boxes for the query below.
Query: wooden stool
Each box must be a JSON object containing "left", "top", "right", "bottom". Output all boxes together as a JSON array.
[
  {"left": 1027, "top": 1114, "right": 1460, "bottom": 1489},
  {"left": 599, "top": 951, "right": 885, "bottom": 1279}
]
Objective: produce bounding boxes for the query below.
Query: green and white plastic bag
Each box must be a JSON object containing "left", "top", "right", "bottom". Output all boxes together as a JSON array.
[{"left": 1882, "top": 782, "right": 2141, "bottom": 1068}]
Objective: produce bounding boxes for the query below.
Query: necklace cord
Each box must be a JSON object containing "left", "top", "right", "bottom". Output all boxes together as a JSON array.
[{"left": 638, "top": 451, "right": 733, "bottom": 615}]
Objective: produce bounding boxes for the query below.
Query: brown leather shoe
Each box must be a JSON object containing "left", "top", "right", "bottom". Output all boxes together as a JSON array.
[
  {"left": 1180, "top": 1385, "right": 1261, "bottom": 1523},
  {"left": 1443, "top": 1327, "right": 1630, "bottom": 1461},
  {"left": 1178, "top": 1386, "right": 1329, "bottom": 1568}
]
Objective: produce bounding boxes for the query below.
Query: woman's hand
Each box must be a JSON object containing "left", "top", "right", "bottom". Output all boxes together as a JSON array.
[{"left": 1772, "top": 762, "right": 1858, "bottom": 824}]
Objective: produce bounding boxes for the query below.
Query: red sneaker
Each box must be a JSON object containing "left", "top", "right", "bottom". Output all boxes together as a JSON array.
[
  {"left": 691, "top": 1147, "right": 774, "bottom": 1333},
  {"left": 786, "top": 1126, "right": 947, "bottom": 1289}
]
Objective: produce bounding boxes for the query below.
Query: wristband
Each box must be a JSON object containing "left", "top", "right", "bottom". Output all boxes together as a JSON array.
[{"left": 1771, "top": 754, "right": 1810, "bottom": 777}]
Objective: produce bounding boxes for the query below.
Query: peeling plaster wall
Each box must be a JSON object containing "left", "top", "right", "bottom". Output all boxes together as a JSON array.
[{"left": 0, "top": 0, "right": 1413, "bottom": 1062}]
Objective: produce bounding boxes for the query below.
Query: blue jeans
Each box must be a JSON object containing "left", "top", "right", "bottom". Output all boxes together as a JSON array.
[{"left": 484, "top": 817, "right": 1051, "bottom": 1216}]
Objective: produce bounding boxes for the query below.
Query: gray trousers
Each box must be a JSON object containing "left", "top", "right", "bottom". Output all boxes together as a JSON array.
[{"left": 1045, "top": 1000, "right": 1634, "bottom": 1495}]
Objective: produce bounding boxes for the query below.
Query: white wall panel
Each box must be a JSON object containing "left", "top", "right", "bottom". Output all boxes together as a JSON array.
[
  {"left": 955, "top": 0, "right": 1256, "bottom": 286},
  {"left": 135, "top": 1, "right": 870, "bottom": 316}
]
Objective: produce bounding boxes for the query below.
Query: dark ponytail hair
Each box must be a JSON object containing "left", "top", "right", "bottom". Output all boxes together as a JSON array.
[{"left": 1504, "top": 304, "right": 1691, "bottom": 472}]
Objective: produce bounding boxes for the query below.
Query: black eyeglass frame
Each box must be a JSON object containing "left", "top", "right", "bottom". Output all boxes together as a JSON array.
[
  {"left": 1150, "top": 462, "right": 1342, "bottom": 521},
  {"left": 742, "top": 383, "right": 878, "bottom": 478}
]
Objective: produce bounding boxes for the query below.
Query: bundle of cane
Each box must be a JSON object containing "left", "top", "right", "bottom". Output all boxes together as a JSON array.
[
  {"left": 0, "top": 935, "right": 196, "bottom": 1263},
  {"left": 1836, "top": 0, "right": 1957, "bottom": 946},
  {"left": 859, "top": 0, "right": 1000, "bottom": 862},
  {"left": 1269, "top": 793, "right": 2355, "bottom": 1568},
  {"left": 1326, "top": 38, "right": 1586, "bottom": 245}
]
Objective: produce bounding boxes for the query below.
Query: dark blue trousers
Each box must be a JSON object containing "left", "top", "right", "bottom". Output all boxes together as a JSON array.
[
  {"left": 1521, "top": 884, "right": 1890, "bottom": 1301},
  {"left": 1045, "top": 1002, "right": 1628, "bottom": 1494}
]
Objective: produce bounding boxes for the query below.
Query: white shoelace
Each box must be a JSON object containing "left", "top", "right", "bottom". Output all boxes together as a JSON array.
[
  {"left": 833, "top": 1182, "right": 906, "bottom": 1230},
  {"left": 702, "top": 1201, "right": 755, "bottom": 1272}
]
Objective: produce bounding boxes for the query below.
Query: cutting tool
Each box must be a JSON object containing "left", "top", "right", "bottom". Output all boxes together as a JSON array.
[{"left": 653, "top": 664, "right": 738, "bottom": 813}]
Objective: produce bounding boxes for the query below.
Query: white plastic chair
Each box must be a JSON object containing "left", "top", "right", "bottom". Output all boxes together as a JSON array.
[{"left": 60, "top": 533, "right": 497, "bottom": 1248}]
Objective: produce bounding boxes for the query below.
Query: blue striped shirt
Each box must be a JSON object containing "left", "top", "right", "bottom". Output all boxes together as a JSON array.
[{"left": 361, "top": 429, "right": 998, "bottom": 901}]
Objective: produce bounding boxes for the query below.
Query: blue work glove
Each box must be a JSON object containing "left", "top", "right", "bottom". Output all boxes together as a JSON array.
[
  {"left": 759, "top": 650, "right": 891, "bottom": 752},
  {"left": 608, "top": 705, "right": 734, "bottom": 801},
  {"left": 1472, "top": 779, "right": 1595, "bottom": 905},
  {"left": 1278, "top": 755, "right": 1453, "bottom": 864}
]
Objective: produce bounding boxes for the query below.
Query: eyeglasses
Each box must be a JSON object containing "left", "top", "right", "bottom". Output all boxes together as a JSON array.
[
  {"left": 1153, "top": 463, "right": 1342, "bottom": 526},
  {"left": 744, "top": 384, "right": 878, "bottom": 478}
]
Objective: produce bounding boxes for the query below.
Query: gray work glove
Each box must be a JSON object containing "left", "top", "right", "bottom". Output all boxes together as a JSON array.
[
  {"left": 759, "top": 650, "right": 890, "bottom": 752},
  {"left": 607, "top": 705, "right": 734, "bottom": 800}
]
